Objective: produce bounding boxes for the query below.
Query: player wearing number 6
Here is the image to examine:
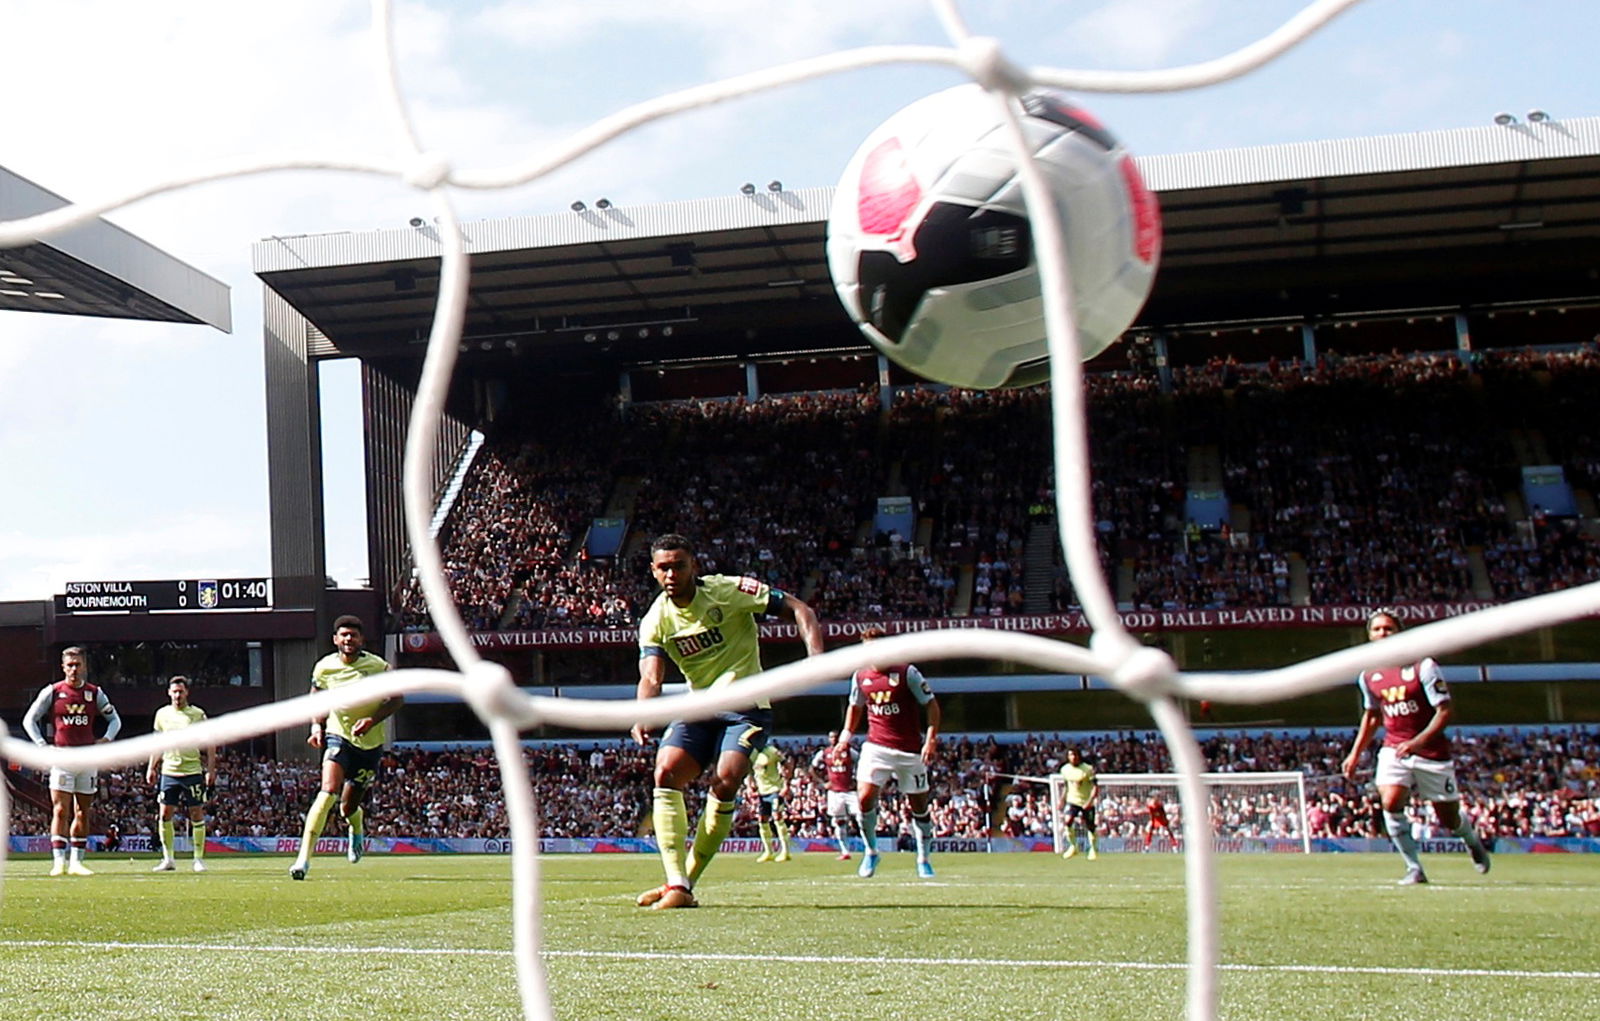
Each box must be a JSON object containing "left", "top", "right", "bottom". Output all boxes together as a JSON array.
[
  {"left": 836, "top": 626, "right": 941, "bottom": 879},
  {"left": 1341, "top": 608, "right": 1492, "bottom": 885}
]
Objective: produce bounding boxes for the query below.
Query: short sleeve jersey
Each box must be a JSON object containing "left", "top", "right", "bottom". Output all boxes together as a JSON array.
[
  {"left": 752, "top": 745, "right": 784, "bottom": 796},
  {"left": 821, "top": 744, "right": 855, "bottom": 792},
  {"left": 1358, "top": 657, "right": 1451, "bottom": 760},
  {"left": 311, "top": 650, "right": 392, "bottom": 751},
  {"left": 1059, "top": 761, "right": 1097, "bottom": 807},
  {"left": 638, "top": 574, "right": 773, "bottom": 699},
  {"left": 849, "top": 663, "right": 935, "bottom": 754},
  {"left": 153, "top": 704, "right": 208, "bottom": 776}
]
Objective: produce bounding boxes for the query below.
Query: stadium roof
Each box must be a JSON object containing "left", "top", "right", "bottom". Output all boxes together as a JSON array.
[
  {"left": 253, "top": 115, "right": 1600, "bottom": 367},
  {"left": 0, "top": 165, "right": 231, "bottom": 332}
]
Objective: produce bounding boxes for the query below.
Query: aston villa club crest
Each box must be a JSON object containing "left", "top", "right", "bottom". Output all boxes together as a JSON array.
[{"left": 198, "top": 580, "right": 219, "bottom": 609}]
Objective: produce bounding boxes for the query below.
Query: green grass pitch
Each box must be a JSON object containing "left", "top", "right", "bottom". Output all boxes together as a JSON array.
[{"left": 0, "top": 850, "right": 1595, "bottom": 1020}]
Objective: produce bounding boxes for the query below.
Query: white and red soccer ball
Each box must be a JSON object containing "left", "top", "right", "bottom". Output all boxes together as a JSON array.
[{"left": 826, "top": 85, "right": 1162, "bottom": 389}]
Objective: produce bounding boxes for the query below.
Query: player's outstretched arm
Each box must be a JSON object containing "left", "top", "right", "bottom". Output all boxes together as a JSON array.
[{"left": 776, "top": 593, "right": 824, "bottom": 657}]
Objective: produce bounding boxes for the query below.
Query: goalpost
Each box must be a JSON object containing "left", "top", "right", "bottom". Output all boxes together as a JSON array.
[{"left": 1048, "top": 771, "right": 1312, "bottom": 854}]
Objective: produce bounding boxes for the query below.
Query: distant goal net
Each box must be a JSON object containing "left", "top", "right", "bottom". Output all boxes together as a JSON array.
[{"left": 1048, "top": 771, "right": 1311, "bottom": 854}]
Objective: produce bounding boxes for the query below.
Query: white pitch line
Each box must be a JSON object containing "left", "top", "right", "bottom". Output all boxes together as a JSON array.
[{"left": 1, "top": 940, "right": 1597, "bottom": 981}]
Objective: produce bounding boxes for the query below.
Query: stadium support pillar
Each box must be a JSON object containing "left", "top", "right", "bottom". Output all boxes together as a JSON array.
[
  {"left": 1300, "top": 322, "right": 1317, "bottom": 366},
  {"left": 746, "top": 361, "right": 759, "bottom": 401},
  {"left": 877, "top": 354, "right": 893, "bottom": 411},
  {"left": 1454, "top": 312, "right": 1473, "bottom": 365},
  {"left": 263, "top": 287, "right": 329, "bottom": 761}
]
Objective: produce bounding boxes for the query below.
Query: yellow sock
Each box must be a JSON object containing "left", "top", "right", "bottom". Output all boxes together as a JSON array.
[
  {"left": 191, "top": 822, "right": 206, "bottom": 861},
  {"left": 775, "top": 819, "right": 790, "bottom": 855},
  {"left": 159, "top": 819, "right": 176, "bottom": 860},
  {"left": 653, "top": 788, "right": 690, "bottom": 888},
  {"left": 757, "top": 821, "right": 775, "bottom": 854},
  {"left": 687, "top": 793, "right": 736, "bottom": 886},
  {"left": 298, "top": 791, "right": 336, "bottom": 860},
  {"left": 346, "top": 805, "right": 365, "bottom": 838}
]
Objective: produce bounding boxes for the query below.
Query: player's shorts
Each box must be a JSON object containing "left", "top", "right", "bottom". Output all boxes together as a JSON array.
[
  {"left": 757, "top": 791, "right": 784, "bottom": 821},
  {"left": 158, "top": 772, "right": 209, "bottom": 809},
  {"left": 827, "top": 790, "right": 862, "bottom": 818},
  {"left": 858, "top": 741, "right": 930, "bottom": 795},
  {"left": 324, "top": 734, "right": 384, "bottom": 788},
  {"left": 1375, "top": 746, "right": 1460, "bottom": 802},
  {"left": 47, "top": 767, "right": 97, "bottom": 795},
  {"left": 660, "top": 708, "right": 772, "bottom": 769},
  {"left": 1065, "top": 802, "right": 1098, "bottom": 829}
]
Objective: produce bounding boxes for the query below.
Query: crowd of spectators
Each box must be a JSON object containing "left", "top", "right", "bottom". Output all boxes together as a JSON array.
[
  {"left": 393, "top": 345, "right": 1600, "bottom": 634},
  {"left": 10, "top": 727, "right": 1597, "bottom": 848}
]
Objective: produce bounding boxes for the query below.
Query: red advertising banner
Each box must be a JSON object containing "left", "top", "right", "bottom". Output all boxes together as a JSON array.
[{"left": 393, "top": 601, "right": 1504, "bottom": 654}]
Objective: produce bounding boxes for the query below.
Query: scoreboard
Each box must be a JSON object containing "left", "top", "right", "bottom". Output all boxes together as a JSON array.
[{"left": 54, "top": 578, "right": 272, "bottom": 614}]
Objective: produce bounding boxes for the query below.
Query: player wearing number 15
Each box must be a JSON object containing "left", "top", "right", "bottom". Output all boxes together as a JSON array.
[
  {"left": 1341, "top": 609, "right": 1491, "bottom": 885},
  {"left": 289, "top": 615, "right": 402, "bottom": 881},
  {"left": 147, "top": 676, "right": 218, "bottom": 873}
]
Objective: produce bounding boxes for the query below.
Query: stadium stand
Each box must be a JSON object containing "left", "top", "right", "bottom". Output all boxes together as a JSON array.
[{"left": 392, "top": 345, "right": 1600, "bottom": 632}]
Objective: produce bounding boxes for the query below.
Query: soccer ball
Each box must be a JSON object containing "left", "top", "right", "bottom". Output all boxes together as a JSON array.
[{"left": 826, "top": 85, "right": 1162, "bottom": 389}]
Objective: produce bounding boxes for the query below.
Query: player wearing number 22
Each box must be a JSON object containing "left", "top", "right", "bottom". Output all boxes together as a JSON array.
[
  {"left": 836, "top": 626, "right": 941, "bottom": 880},
  {"left": 1341, "top": 609, "right": 1491, "bottom": 885},
  {"left": 632, "top": 534, "right": 824, "bottom": 910}
]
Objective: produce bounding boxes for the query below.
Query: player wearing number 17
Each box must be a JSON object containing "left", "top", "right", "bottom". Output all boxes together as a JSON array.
[
  {"left": 1341, "top": 608, "right": 1491, "bottom": 885},
  {"left": 836, "top": 626, "right": 941, "bottom": 879}
]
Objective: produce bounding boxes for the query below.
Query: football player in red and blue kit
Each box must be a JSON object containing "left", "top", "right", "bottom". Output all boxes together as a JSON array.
[
  {"left": 23, "top": 646, "right": 121, "bottom": 876},
  {"left": 1341, "top": 609, "right": 1492, "bottom": 885},
  {"left": 835, "top": 626, "right": 941, "bottom": 879}
]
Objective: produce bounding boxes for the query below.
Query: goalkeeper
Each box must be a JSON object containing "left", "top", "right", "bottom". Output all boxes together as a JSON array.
[{"left": 631, "top": 534, "right": 823, "bottom": 910}]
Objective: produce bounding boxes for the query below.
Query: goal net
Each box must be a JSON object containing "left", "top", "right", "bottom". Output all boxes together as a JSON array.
[
  {"left": 7, "top": 2, "right": 1600, "bottom": 1020},
  {"left": 1049, "top": 771, "right": 1311, "bottom": 854}
]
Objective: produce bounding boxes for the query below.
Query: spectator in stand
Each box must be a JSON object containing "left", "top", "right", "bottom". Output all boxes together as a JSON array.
[{"left": 1341, "top": 608, "right": 1493, "bottom": 885}]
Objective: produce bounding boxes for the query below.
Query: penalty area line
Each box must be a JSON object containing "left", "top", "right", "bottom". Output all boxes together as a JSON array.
[{"left": 1, "top": 940, "right": 1597, "bottom": 981}]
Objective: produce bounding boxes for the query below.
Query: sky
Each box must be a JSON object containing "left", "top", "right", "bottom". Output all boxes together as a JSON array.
[{"left": 1, "top": 0, "right": 1595, "bottom": 602}]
